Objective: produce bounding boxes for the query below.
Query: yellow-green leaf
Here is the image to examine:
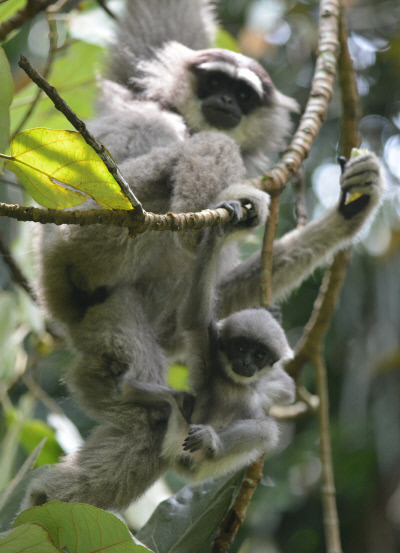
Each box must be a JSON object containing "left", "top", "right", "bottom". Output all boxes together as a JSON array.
[
  {"left": 0, "top": 46, "right": 13, "bottom": 172},
  {"left": 6, "top": 128, "right": 133, "bottom": 210},
  {"left": 6, "top": 157, "right": 88, "bottom": 209}
]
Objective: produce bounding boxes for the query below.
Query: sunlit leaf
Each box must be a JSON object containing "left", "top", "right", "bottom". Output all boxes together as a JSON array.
[
  {"left": 6, "top": 155, "right": 88, "bottom": 209},
  {"left": 0, "top": 523, "right": 63, "bottom": 553},
  {"left": 6, "top": 128, "right": 133, "bottom": 210},
  {"left": 0, "top": 46, "right": 13, "bottom": 171},
  {"left": 137, "top": 474, "right": 242, "bottom": 553},
  {"left": 11, "top": 41, "right": 103, "bottom": 132},
  {"left": 14, "top": 502, "right": 152, "bottom": 553}
]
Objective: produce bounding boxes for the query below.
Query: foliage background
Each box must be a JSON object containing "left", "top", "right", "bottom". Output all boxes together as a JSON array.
[{"left": 0, "top": 0, "right": 399, "bottom": 552}]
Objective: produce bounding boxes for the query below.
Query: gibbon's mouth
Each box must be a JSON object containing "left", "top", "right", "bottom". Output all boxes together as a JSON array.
[
  {"left": 233, "top": 364, "right": 256, "bottom": 378},
  {"left": 202, "top": 104, "right": 241, "bottom": 130}
]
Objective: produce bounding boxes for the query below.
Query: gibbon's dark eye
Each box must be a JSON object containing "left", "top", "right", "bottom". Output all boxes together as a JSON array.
[
  {"left": 254, "top": 348, "right": 267, "bottom": 362},
  {"left": 234, "top": 340, "right": 247, "bottom": 354},
  {"left": 234, "top": 81, "right": 260, "bottom": 114},
  {"left": 197, "top": 71, "right": 228, "bottom": 99}
]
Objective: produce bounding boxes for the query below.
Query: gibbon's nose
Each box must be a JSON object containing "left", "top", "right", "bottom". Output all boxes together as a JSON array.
[{"left": 220, "top": 93, "right": 234, "bottom": 106}]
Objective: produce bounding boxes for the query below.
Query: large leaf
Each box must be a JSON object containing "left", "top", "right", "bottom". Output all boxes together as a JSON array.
[
  {"left": 11, "top": 40, "right": 102, "bottom": 132},
  {"left": 0, "top": 46, "right": 13, "bottom": 171},
  {"left": 137, "top": 473, "right": 242, "bottom": 553},
  {"left": 5, "top": 128, "right": 133, "bottom": 210},
  {"left": 14, "top": 501, "right": 152, "bottom": 553},
  {"left": 0, "top": 523, "right": 63, "bottom": 553}
]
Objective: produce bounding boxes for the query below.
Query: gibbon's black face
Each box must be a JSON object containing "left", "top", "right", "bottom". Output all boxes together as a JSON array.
[
  {"left": 196, "top": 70, "right": 262, "bottom": 129},
  {"left": 220, "top": 337, "right": 278, "bottom": 378},
  {"left": 190, "top": 49, "right": 274, "bottom": 130}
]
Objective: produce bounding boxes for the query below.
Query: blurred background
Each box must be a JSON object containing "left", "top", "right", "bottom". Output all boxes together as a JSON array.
[{"left": 0, "top": 0, "right": 399, "bottom": 551}]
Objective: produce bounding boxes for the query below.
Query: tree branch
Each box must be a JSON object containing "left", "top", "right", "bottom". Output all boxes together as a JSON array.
[
  {"left": 0, "top": 201, "right": 249, "bottom": 233},
  {"left": 0, "top": 0, "right": 59, "bottom": 42},
  {"left": 261, "top": 0, "right": 341, "bottom": 194}
]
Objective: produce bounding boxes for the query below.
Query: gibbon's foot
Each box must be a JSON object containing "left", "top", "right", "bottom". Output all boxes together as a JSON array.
[{"left": 183, "top": 424, "right": 220, "bottom": 457}]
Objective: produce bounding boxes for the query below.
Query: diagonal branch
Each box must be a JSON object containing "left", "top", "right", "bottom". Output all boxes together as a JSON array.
[{"left": 0, "top": 0, "right": 60, "bottom": 42}]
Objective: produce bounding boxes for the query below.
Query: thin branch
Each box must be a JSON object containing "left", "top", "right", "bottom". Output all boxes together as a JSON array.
[
  {"left": 337, "top": 12, "right": 361, "bottom": 158},
  {"left": 314, "top": 352, "right": 342, "bottom": 553},
  {"left": 285, "top": 250, "right": 350, "bottom": 377},
  {"left": 97, "top": 0, "right": 118, "bottom": 20},
  {"left": 11, "top": 9, "right": 59, "bottom": 138},
  {"left": 18, "top": 55, "right": 143, "bottom": 212},
  {"left": 0, "top": 229, "right": 37, "bottom": 301},
  {"left": 0, "top": 0, "right": 59, "bottom": 41}
]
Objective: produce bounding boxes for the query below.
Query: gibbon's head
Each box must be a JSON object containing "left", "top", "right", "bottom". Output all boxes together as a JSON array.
[
  {"left": 134, "top": 42, "right": 299, "bottom": 174},
  {"left": 215, "top": 308, "right": 293, "bottom": 385}
]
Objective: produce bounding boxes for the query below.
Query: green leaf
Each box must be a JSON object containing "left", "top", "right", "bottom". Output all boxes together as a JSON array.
[
  {"left": 14, "top": 501, "right": 152, "bottom": 553},
  {"left": 6, "top": 413, "right": 63, "bottom": 466},
  {"left": 0, "top": 523, "right": 63, "bottom": 553},
  {"left": 0, "top": 0, "right": 25, "bottom": 25},
  {"left": 214, "top": 28, "right": 241, "bottom": 52},
  {"left": 11, "top": 41, "right": 103, "bottom": 132},
  {"left": 0, "top": 46, "right": 13, "bottom": 171},
  {"left": 6, "top": 128, "right": 133, "bottom": 210},
  {"left": 167, "top": 364, "right": 189, "bottom": 391},
  {"left": 137, "top": 473, "right": 242, "bottom": 553}
]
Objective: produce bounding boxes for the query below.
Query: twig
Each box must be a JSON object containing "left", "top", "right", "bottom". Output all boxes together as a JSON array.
[
  {"left": 337, "top": 12, "right": 361, "bottom": 158},
  {"left": 18, "top": 55, "right": 143, "bottom": 213},
  {"left": 0, "top": 229, "right": 37, "bottom": 301},
  {"left": 314, "top": 352, "right": 342, "bottom": 553},
  {"left": 11, "top": 9, "right": 59, "bottom": 138},
  {"left": 97, "top": 0, "right": 118, "bottom": 20},
  {"left": 285, "top": 251, "right": 350, "bottom": 377},
  {"left": 23, "top": 373, "right": 65, "bottom": 416},
  {"left": 0, "top": 0, "right": 59, "bottom": 41}
]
